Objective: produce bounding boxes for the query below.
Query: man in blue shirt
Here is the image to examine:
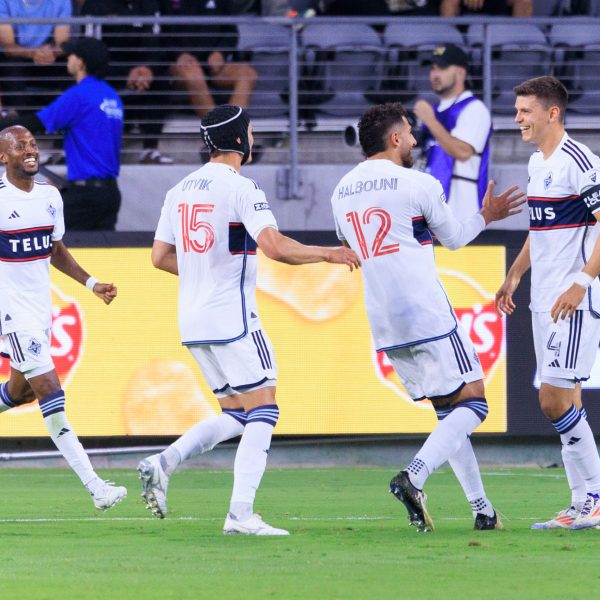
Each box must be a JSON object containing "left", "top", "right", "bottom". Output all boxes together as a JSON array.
[{"left": 0, "top": 37, "right": 124, "bottom": 230}]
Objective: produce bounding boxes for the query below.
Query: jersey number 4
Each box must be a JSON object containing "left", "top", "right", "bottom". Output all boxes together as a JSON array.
[
  {"left": 178, "top": 203, "right": 215, "bottom": 253},
  {"left": 346, "top": 208, "right": 399, "bottom": 260}
]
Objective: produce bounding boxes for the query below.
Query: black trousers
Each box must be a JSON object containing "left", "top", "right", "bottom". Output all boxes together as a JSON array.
[{"left": 61, "top": 180, "right": 121, "bottom": 231}]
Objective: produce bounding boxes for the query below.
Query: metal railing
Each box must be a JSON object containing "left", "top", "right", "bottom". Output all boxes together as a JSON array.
[{"left": 1, "top": 16, "right": 600, "bottom": 199}]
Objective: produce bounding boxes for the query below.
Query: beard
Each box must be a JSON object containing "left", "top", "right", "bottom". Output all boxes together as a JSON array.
[{"left": 401, "top": 150, "right": 414, "bottom": 168}]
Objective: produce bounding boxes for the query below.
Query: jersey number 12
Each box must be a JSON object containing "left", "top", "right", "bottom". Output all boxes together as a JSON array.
[{"left": 346, "top": 208, "right": 399, "bottom": 260}]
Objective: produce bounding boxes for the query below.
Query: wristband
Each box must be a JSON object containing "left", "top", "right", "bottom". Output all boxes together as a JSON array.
[
  {"left": 85, "top": 276, "right": 98, "bottom": 291},
  {"left": 573, "top": 271, "right": 594, "bottom": 289}
]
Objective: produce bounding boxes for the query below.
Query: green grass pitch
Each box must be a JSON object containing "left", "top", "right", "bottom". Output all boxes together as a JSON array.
[{"left": 0, "top": 466, "right": 598, "bottom": 600}]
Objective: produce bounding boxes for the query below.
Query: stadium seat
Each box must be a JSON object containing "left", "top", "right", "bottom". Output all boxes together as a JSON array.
[
  {"left": 486, "top": 24, "right": 551, "bottom": 114},
  {"left": 382, "top": 23, "right": 465, "bottom": 101},
  {"left": 237, "top": 22, "right": 291, "bottom": 118},
  {"left": 549, "top": 24, "right": 600, "bottom": 114},
  {"left": 300, "top": 23, "right": 384, "bottom": 117}
]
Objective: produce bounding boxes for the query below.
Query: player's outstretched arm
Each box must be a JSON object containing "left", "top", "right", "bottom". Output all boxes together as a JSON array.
[
  {"left": 50, "top": 240, "right": 117, "bottom": 305},
  {"left": 151, "top": 240, "right": 178, "bottom": 275},
  {"left": 495, "top": 235, "right": 530, "bottom": 316},
  {"left": 551, "top": 212, "right": 600, "bottom": 322},
  {"left": 257, "top": 227, "right": 361, "bottom": 271},
  {"left": 479, "top": 181, "right": 527, "bottom": 225}
]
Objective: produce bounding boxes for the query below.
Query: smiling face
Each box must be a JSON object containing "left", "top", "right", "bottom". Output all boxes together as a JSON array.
[
  {"left": 514, "top": 94, "right": 559, "bottom": 147},
  {"left": 0, "top": 126, "right": 40, "bottom": 187}
]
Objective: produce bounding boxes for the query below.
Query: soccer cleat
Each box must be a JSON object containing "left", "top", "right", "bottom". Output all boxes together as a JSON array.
[
  {"left": 91, "top": 480, "right": 127, "bottom": 512},
  {"left": 570, "top": 493, "right": 600, "bottom": 530},
  {"left": 223, "top": 513, "right": 290, "bottom": 536},
  {"left": 389, "top": 470, "right": 434, "bottom": 532},
  {"left": 137, "top": 454, "right": 169, "bottom": 519},
  {"left": 474, "top": 511, "right": 503, "bottom": 530},
  {"left": 531, "top": 506, "right": 580, "bottom": 530}
]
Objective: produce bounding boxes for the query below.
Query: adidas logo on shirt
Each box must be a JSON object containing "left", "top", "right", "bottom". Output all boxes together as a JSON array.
[{"left": 8, "top": 210, "right": 20, "bottom": 219}]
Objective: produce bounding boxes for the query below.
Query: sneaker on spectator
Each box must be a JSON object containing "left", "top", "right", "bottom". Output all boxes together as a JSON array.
[{"left": 140, "top": 149, "right": 174, "bottom": 164}]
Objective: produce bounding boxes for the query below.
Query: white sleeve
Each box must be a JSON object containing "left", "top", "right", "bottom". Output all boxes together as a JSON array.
[
  {"left": 452, "top": 100, "right": 492, "bottom": 154},
  {"left": 235, "top": 184, "right": 278, "bottom": 241},
  {"left": 154, "top": 194, "right": 176, "bottom": 244},
  {"left": 51, "top": 188, "right": 65, "bottom": 242},
  {"left": 420, "top": 177, "right": 485, "bottom": 250}
]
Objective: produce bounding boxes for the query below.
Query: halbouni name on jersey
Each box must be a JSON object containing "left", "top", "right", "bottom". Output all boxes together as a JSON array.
[{"left": 337, "top": 177, "right": 398, "bottom": 199}]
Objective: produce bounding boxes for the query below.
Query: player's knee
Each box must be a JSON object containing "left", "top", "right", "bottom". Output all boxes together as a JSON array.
[{"left": 0, "top": 382, "right": 35, "bottom": 406}]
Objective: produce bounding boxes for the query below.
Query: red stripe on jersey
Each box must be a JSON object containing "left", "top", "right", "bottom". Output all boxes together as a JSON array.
[
  {"left": 0, "top": 252, "right": 52, "bottom": 262},
  {"left": 0, "top": 225, "right": 54, "bottom": 234},
  {"left": 527, "top": 195, "right": 579, "bottom": 202},
  {"left": 530, "top": 221, "right": 595, "bottom": 231}
]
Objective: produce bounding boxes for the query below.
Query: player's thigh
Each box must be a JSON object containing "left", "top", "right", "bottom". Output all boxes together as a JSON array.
[
  {"left": 386, "top": 325, "right": 483, "bottom": 402},
  {"left": 534, "top": 310, "right": 600, "bottom": 389},
  {"left": 2, "top": 330, "right": 55, "bottom": 380},
  {"left": 188, "top": 329, "right": 277, "bottom": 403},
  {"left": 2, "top": 330, "right": 58, "bottom": 400}
]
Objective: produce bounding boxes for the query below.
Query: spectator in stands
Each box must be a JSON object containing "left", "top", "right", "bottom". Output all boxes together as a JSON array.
[
  {"left": 0, "top": 38, "right": 124, "bottom": 231},
  {"left": 440, "top": 0, "right": 533, "bottom": 17},
  {"left": 317, "top": 0, "right": 440, "bottom": 15},
  {"left": 160, "top": 0, "right": 257, "bottom": 118},
  {"left": 0, "top": 0, "right": 72, "bottom": 111},
  {"left": 79, "top": 0, "right": 173, "bottom": 164},
  {"left": 413, "top": 44, "right": 492, "bottom": 223}
]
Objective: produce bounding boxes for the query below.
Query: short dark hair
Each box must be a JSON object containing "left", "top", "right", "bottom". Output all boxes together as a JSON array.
[
  {"left": 358, "top": 103, "right": 410, "bottom": 157},
  {"left": 514, "top": 76, "right": 568, "bottom": 123}
]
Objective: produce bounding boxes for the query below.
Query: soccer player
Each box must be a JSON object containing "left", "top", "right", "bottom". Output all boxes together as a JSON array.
[
  {"left": 138, "top": 104, "right": 359, "bottom": 536},
  {"left": 0, "top": 125, "right": 127, "bottom": 510},
  {"left": 330, "top": 102, "right": 525, "bottom": 532},
  {"left": 496, "top": 76, "right": 600, "bottom": 530}
]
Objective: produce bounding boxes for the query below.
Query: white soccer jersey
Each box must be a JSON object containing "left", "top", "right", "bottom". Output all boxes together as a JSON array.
[
  {"left": 527, "top": 133, "right": 600, "bottom": 312},
  {"left": 331, "top": 158, "right": 485, "bottom": 351},
  {"left": 155, "top": 162, "right": 278, "bottom": 344},
  {"left": 0, "top": 173, "right": 64, "bottom": 334}
]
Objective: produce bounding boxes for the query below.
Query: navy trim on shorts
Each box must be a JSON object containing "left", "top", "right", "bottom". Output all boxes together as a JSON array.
[
  {"left": 566, "top": 310, "right": 583, "bottom": 370},
  {"left": 7, "top": 333, "right": 24, "bottom": 362},
  {"left": 231, "top": 376, "right": 270, "bottom": 392}
]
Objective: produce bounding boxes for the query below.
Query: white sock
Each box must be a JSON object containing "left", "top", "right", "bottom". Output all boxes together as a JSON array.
[
  {"left": 562, "top": 444, "right": 587, "bottom": 509},
  {"left": 164, "top": 411, "right": 246, "bottom": 475},
  {"left": 448, "top": 437, "right": 494, "bottom": 517},
  {"left": 40, "top": 390, "right": 97, "bottom": 488},
  {"left": 229, "top": 404, "right": 279, "bottom": 518},
  {"left": 409, "top": 406, "right": 483, "bottom": 489},
  {"left": 560, "top": 417, "right": 600, "bottom": 495}
]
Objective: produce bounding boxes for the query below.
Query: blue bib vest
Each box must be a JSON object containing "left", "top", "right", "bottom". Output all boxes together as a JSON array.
[{"left": 422, "top": 95, "right": 491, "bottom": 208}]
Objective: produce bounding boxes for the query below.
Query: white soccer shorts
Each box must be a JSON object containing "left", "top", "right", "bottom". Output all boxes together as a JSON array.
[
  {"left": 384, "top": 324, "right": 484, "bottom": 401},
  {"left": 1, "top": 329, "right": 54, "bottom": 379},
  {"left": 188, "top": 328, "right": 277, "bottom": 398},
  {"left": 533, "top": 310, "right": 600, "bottom": 388}
]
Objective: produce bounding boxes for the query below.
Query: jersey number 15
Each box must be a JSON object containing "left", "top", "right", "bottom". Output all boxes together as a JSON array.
[
  {"left": 346, "top": 208, "right": 399, "bottom": 260},
  {"left": 178, "top": 203, "right": 215, "bottom": 253}
]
